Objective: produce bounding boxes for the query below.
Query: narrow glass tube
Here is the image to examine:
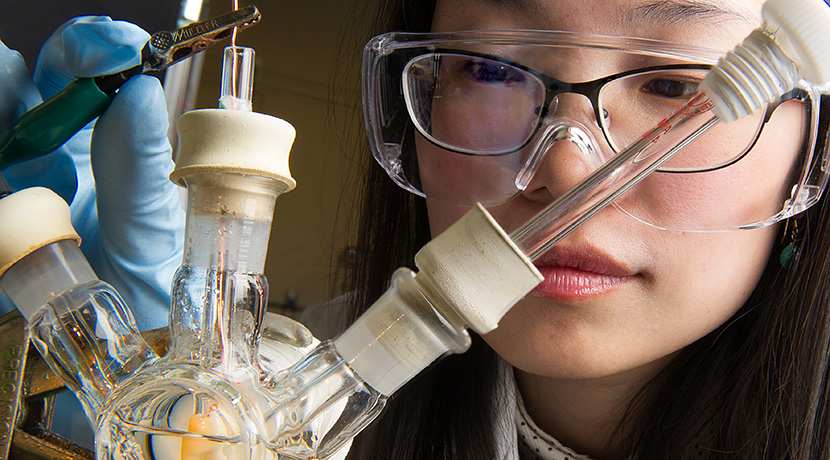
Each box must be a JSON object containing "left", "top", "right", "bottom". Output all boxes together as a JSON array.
[
  {"left": 510, "top": 6, "right": 827, "bottom": 259},
  {"left": 510, "top": 94, "right": 719, "bottom": 260},
  {"left": 219, "top": 46, "right": 255, "bottom": 111}
]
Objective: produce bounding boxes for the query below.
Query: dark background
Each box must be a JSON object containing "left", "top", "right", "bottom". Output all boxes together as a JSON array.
[{"left": 0, "top": 0, "right": 180, "bottom": 70}]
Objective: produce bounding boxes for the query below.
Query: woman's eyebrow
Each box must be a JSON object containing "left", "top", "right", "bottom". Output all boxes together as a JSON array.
[
  {"left": 623, "top": 0, "right": 758, "bottom": 25},
  {"left": 476, "top": 0, "right": 546, "bottom": 19},
  {"left": 474, "top": 0, "right": 756, "bottom": 26}
]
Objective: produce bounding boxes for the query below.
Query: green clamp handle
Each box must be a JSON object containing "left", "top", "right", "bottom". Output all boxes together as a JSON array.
[{"left": 0, "top": 78, "right": 113, "bottom": 170}]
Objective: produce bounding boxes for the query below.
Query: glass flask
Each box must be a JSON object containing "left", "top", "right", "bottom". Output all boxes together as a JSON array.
[{"left": 96, "top": 100, "right": 302, "bottom": 459}]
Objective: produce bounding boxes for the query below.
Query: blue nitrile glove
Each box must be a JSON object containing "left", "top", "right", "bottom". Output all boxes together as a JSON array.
[
  {"left": 0, "top": 17, "right": 185, "bottom": 331},
  {"left": 0, "top": 39, "right": 76, "bottom": 202}
]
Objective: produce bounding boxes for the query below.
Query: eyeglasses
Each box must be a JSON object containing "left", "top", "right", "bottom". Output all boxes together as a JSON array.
[{"left": 363, "top": 30, "right": 829, "bottom": 231}]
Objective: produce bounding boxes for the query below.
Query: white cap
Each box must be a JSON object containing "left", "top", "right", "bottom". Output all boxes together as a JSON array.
[
  {"left": 413, "top": 204, "right": 543, "bottom": 334},
  {"left": 763, "top": 0, "right": 830, "bottom": 85},
  {"left": 334, "top": 206, "right": 541, "bottom": 395},
  {"left": 0, "top": 187, "right": 80, "bottom": 278},
  {"left": 171, "top": 109, "right": 297, "bottom": 193},
  {"left": 702, "top": 0, "right": 830, "bottom": 122}
]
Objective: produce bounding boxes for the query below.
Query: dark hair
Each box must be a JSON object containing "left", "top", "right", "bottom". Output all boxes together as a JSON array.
[{"left": 341, "top": 2, "right": 830, "bottom": 458}]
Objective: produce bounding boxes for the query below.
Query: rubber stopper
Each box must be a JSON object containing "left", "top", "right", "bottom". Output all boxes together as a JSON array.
[
  {"left": 413, "top": 204, "right": 543, "bottom": 334},
  {"left": 171, "top": 109, "right": 297, "bottom": 193},
  {"left": 0, "top": 187, "right": 80, "bottom": 278}
]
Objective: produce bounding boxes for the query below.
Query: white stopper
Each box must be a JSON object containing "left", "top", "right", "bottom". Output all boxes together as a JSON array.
[
  {"left": 413, "top": 204, "right": 543, "bottom": 334},
  {"left": 701, "top": 0, "right": 830, "bottom": 122},
  {"left": 334, "top": 205, "right": 541, "bottom": 395},
  {"left": 0, "top": 187, "right": 80, "bottom": 278},
  {"left": 171, "top": 109, "right": 297, "bottom": 193},
  {"left": 763, "top": 0, "right": 830, "bottom": 85}
]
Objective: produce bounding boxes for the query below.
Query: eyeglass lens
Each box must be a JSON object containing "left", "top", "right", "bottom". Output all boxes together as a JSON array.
[
  {"left": 386, "top": 46, "right": 811, "bottom": 230},
  {"left": 405, "top": 53, "right": 766, "bottom": 172}
]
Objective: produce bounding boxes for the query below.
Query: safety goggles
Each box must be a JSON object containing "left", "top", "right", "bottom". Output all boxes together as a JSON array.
[{"left": 363, "top": 30, "right": 829, "bottom": 231}]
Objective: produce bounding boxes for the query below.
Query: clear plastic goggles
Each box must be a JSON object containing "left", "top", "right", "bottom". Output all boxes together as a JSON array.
[{"left": 362, "top": 30, "right": 829, "bottom": 231}]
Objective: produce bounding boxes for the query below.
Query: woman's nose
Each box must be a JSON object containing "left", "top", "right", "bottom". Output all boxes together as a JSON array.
[{"left": 517, "top": 118, "right": 606, "bottom": 202}]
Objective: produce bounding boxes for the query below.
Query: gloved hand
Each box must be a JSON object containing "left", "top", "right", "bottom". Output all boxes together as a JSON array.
[{"left": 0, "top": 17, "right": 185, "bottom": 331}]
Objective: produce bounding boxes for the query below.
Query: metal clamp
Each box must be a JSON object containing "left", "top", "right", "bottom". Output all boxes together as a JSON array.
[{"left": 142, "top": 5, "right": 261, "bottom": 72}]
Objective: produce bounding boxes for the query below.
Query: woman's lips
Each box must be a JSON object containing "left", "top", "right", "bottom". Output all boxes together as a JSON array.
[{"left": 531, "top": 248, "right": 635, "bottom": 299}]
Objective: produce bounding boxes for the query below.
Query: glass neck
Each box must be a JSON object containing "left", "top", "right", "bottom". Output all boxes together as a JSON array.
[
  {"left": 0, "top": 240, "right": 156, "bottom": 421},
  {"left": 181, "top": 173, "right": 278, "bottom": 272},
  {"left": 167, "top": 172, "right": 279, "bottom": 372}
]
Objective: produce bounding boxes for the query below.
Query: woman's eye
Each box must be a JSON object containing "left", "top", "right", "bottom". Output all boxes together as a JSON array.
[
  {"left": 640, "top": 78, "right": 699, "bottom": 98},
  {"left": 460, "top": 59, "right": 526, "bottom": 84}
]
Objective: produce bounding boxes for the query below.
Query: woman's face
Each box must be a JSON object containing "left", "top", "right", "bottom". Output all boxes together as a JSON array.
[{"left": 424, "top": 0, "right": 788, "bottom": 381}]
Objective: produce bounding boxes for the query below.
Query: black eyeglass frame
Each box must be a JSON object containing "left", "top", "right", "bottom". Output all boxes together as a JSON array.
[{"left": 402, "top": 49, "right": 799, "bottom": 174}]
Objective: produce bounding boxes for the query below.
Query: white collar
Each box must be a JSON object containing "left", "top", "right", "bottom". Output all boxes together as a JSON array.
[
  {"left": 515, "top": 386, "right": 596, "bottom": 460},
  {"left": 492, "top": 358, "right": 595, "bottom": 460},
  {"left": 507, "top": 366, "right": 712, "bottom": 460}
]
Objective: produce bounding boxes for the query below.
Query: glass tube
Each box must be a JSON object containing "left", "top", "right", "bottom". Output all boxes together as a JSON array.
[
  {"left": 510, "top": 94, "right": 719, "bottom": 260},
  {"left": 97, "top": 170, "right": 290, "bottom": 460},
  {"left": 509, "top": 13, "right": 815, "bottom": 260},
  {"left": 219, "top": 46, "right": 255, "bottom": 111}
]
